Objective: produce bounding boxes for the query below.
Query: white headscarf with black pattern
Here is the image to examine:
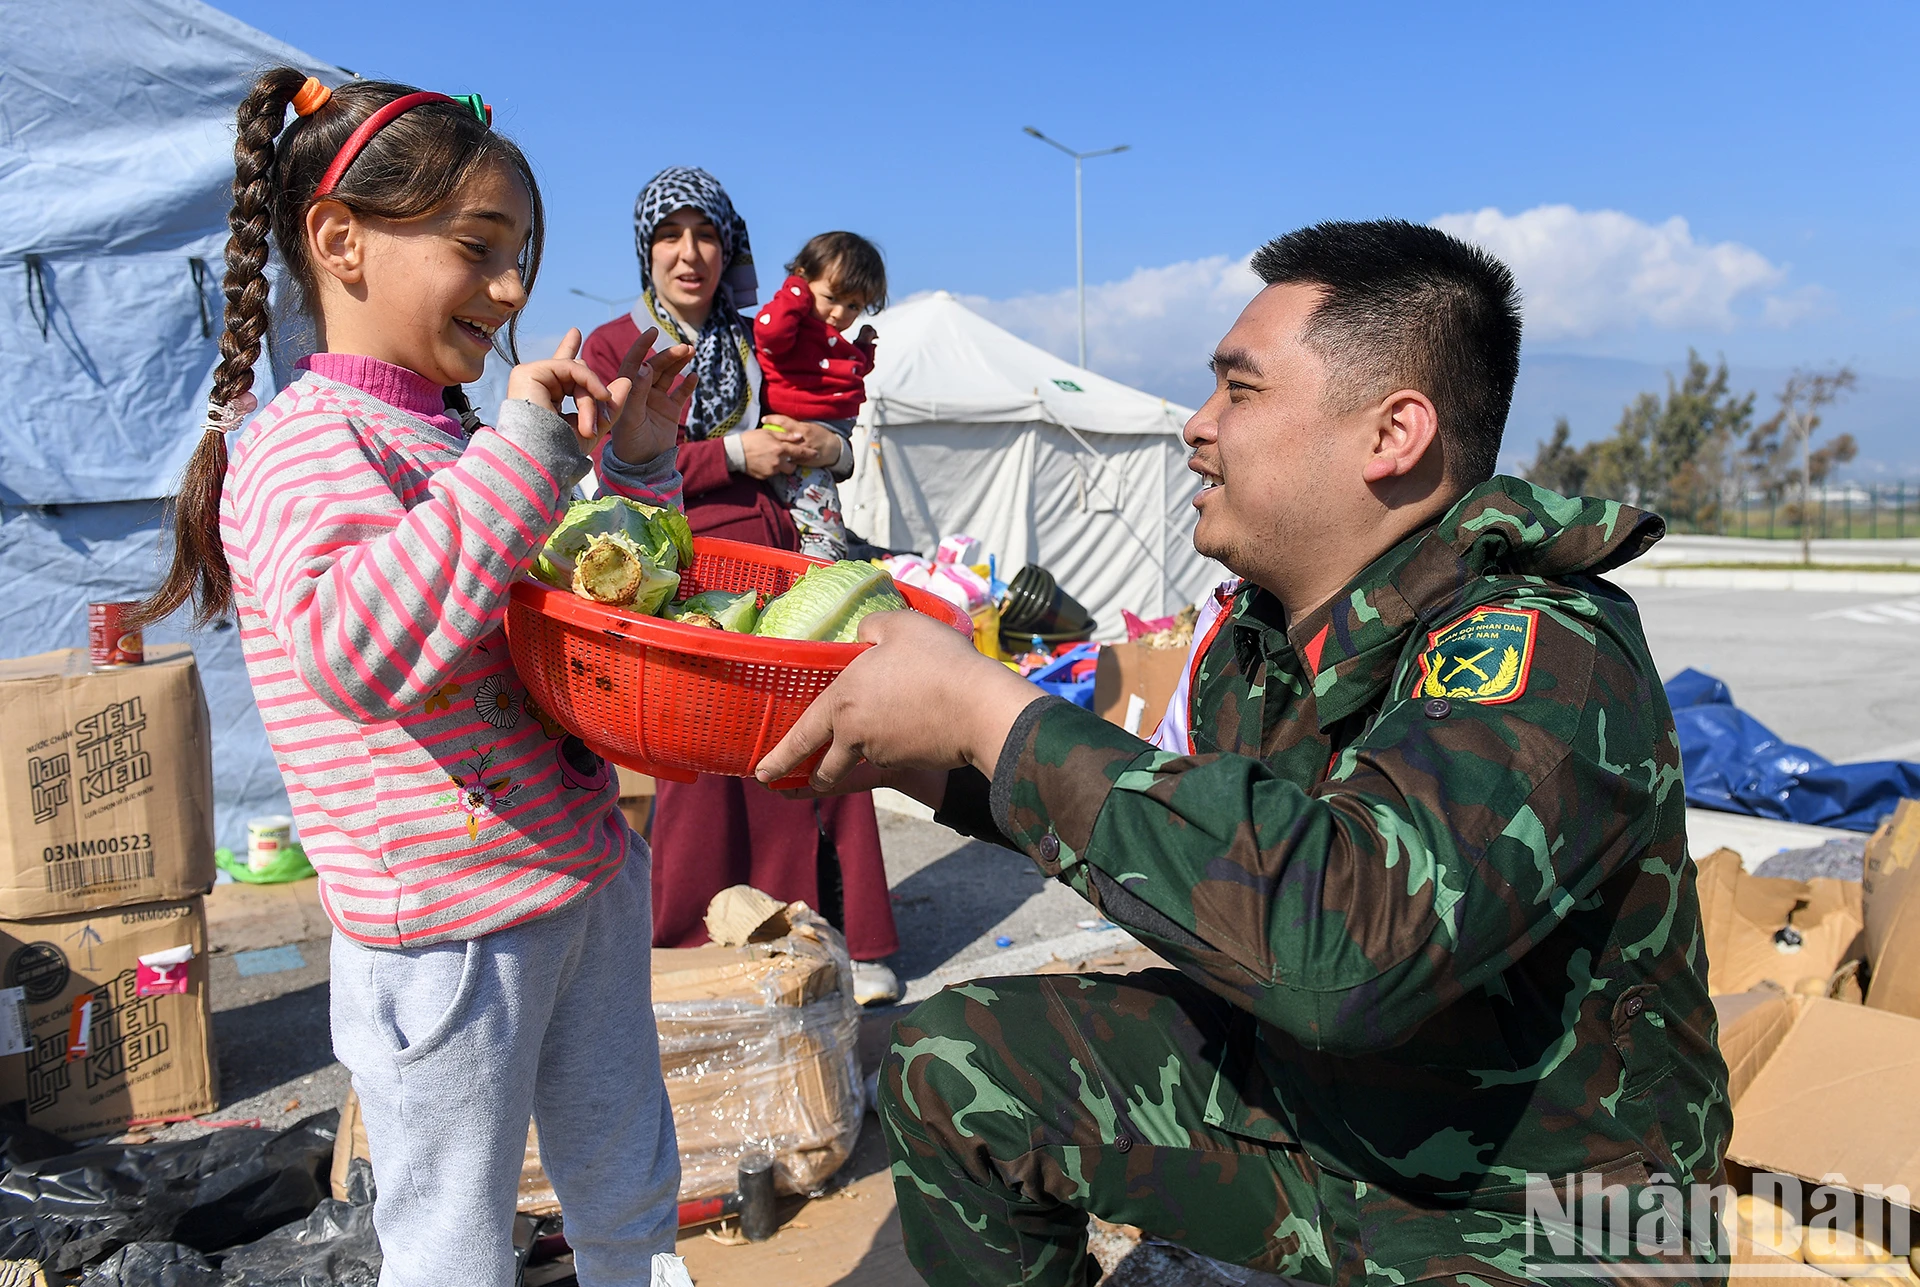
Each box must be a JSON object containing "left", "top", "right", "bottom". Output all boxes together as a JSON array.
[{"left": 632, "top": 167, "right": 760, "bottom": 441}]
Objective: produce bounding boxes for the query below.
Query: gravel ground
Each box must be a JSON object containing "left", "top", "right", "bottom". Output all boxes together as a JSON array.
[{"left": 154, "top": 934, "right": 347, "bottom": 1141}]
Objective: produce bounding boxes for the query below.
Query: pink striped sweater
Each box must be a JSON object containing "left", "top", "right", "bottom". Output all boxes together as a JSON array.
[{"left": 221, "top": 353, "right": 682, "bottom": 947}]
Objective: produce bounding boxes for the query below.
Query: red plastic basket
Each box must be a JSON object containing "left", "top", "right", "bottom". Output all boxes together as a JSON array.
[{"left": 505, "top": 537, "right": 973, "bottom": 788}]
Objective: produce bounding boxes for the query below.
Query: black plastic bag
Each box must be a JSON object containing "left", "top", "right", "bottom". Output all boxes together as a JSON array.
[
  {"left": 0, "top": 1112, "right": 338, "bottom": 1270},
  {"left": 215, "top": 1198, "right": 380, "bottom": 1287},
  {"left": 78, "top": 1241, "right": 219, "bottom": 1287}
]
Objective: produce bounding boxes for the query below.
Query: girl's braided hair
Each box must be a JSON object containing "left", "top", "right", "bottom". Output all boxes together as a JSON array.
[{"left": 136, "top": 69, "right": 545, "bottom": 627}]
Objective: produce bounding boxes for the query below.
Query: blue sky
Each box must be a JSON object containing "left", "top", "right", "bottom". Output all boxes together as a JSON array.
[{"left": 217, "top": 0, "right": 1920, "bottom": 471}]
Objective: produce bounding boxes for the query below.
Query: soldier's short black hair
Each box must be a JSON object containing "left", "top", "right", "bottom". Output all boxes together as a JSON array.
[{"left": 1250, "top": 220, "right": 1521, "bottom": 486}]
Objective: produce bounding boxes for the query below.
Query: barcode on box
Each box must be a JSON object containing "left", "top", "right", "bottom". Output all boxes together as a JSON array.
[
  {"left": 0, "top": 986, "right": 28, "bottom": 1057},
  {"left": 45, "top": 850, "right": 155, "bottom": 895}
]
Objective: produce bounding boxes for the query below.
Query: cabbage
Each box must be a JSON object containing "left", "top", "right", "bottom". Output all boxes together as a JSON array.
[
  {"left": 673, "top": 590, "right": 760, "bottom": 633},
  {"left": 535, "top": 496, "right": 694, "bottom": 589},
  {"left": 571, "top": 533, "right": 646, "bottom": 604},
  {"left": 632, "top": 502, "right": 694, "bottom": 573},
  {"left": 753, "top": 561, "right": 909, "bottom": 642},
  {"left": 570, "top": 532, "right": 680, "bottom": 612},
  {"left": 631, "top": 564, "right": 681, "bottom": 615}
]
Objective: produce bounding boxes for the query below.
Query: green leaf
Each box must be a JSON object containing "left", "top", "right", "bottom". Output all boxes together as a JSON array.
[{"left": 753, "top": 561, "right": 908, "bottom": 641}]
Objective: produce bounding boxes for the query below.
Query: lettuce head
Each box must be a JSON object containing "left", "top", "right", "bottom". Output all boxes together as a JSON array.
[
  {"left": 753, "top": 561, "right": 909, "bottom": 643},
  {"left": 672, "top": 590, "right": 761, "bottom": 633},
  {"left": 535, "top": 496, "right": 695, "bottom": 590}
]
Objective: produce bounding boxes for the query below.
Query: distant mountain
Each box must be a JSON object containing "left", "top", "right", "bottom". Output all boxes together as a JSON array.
[{"left": 1505, "top": 353, "right": 1920, "bottom": 480}]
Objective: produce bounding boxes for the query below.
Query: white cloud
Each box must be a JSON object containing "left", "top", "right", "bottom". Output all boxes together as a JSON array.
[
  {"left": 957, "top": 254, "right": 1262, "bottom": 408},
  {"left": 953, "top": 206, "right": 1817, "bottom": 406},
  {"left": 1431, "top": 204, "right": 1797, "bottom": 340}
]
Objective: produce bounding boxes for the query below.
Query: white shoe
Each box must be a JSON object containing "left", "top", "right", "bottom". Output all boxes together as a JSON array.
[{"left": 851, "top": 960, "right": 902, "bottom": 1007}]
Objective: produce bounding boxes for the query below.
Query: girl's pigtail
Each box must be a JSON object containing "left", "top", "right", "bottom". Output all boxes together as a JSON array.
[{"left": 135, "top": 67, "right": 309, "bottom": 629}]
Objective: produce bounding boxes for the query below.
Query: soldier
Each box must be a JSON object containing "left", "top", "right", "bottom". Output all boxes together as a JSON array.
[{"left": 758, "top": 220, "right": 1730, "bottom": 1286}]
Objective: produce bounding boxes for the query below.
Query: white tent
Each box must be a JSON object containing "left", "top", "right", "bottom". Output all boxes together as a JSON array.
[{"left": 844, "top": 292, "right": 1224, "bottom": 640}]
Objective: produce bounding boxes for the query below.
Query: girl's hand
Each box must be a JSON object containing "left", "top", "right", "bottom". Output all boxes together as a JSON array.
[
  {"left": 607, "top": 329, "right": 695, "bottom": 464},
  {"left": 761, "top": 415, "right": 844, "bottom": 469},
  {"left": 736, "top": 428, "right": 799, "bottom": 479},
  {"left": 506, "top": 330, "right": 631, "bottom": 453}
]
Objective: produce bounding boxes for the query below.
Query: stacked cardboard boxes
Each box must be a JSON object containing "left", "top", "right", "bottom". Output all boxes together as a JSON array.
[
  {"left": 1705, "top": 800, "right": 1920, "bottom": 1278},
  {"left": 0, "top": 647, "right": 218, "bottom": 1139}
]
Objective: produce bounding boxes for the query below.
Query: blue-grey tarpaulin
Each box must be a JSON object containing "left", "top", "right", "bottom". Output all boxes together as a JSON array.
[
  {"left": 1666, "top": 666, "right": 1920, "bottom": 833},
  {"left": 2, "top": 0, "right": 342, "bottom": 505},
  {"left": 3, "top": 0, "right": 345, "bottom": 848}
]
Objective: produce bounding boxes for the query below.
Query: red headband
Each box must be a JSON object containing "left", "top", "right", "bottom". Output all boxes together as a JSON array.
[{"left": 312, "top": 91, "right": 492, "bottom": 198}]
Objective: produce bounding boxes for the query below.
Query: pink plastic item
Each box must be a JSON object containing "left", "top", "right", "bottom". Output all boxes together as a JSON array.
[{"left": 1123, "top": 609, "right": 1177, "bottom": 641}]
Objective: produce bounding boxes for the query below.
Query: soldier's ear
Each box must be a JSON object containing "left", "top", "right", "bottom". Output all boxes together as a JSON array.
[{"left": 1361, "top": 390, "right": 1440, "bottom": 483}]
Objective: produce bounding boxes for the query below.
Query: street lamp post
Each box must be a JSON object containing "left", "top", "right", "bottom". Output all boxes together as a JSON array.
[
  {"left": 569, "top": 287, "right": 627, "bottom": 318},
  {"left": 1023, "top": 127, "right": 1129, "bottom": 370}
]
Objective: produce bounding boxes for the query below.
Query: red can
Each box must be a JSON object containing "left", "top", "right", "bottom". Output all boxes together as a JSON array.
[{"left": 88, "top": 602, "right": 144, "bottom": 667}]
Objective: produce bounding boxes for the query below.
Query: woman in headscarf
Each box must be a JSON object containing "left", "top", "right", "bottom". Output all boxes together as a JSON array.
[{"left": 583, "top": 168, "right": 899, "bottom": 1003}]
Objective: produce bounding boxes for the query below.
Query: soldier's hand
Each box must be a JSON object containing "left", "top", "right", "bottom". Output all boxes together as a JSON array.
[{"left": 754, "top": 610, "right": 1042, "bottom": 793}]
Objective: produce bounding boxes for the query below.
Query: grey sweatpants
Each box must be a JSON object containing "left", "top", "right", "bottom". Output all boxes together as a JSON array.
[{"left": 331, "top": 856, "right": 678, "bottom": 1287}]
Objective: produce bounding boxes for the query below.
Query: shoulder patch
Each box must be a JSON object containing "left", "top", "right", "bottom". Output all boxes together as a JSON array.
[{"left": 1414, "top": 606, "right": 1538, "bottom": 705}]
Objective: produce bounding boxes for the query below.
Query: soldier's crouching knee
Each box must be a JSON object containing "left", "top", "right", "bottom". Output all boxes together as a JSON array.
[{"left": 877, "top": 985, "right": 975, "bottom": 1141}]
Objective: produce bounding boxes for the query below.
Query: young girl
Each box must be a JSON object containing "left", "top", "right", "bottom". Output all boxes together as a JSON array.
[
  {"left": 752, "top": 231, "right": 887, "bottom": 560},
  {"left": 137, "top": 69, "right": 694, "bottom": 1286}
]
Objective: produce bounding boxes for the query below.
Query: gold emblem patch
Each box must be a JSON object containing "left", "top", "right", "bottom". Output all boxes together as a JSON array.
[{"left": 1414, "top": 606, "right": 1538, "bottom": 705}]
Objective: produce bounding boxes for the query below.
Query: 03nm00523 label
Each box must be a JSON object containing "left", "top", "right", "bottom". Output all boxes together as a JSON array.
[
  {"left": 40, "top": 834, "right": 156, "bottom": 897},
  {"left": 44, "top": 849, "right": 156, "bottom": 897}
]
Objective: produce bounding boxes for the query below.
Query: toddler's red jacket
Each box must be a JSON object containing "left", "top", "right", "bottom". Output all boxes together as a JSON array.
[{"left": 753, "top": 274, "right": 876, "bottom": 421}]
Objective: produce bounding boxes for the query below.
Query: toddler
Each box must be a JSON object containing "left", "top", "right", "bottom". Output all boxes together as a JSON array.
[{"left": 753, "top": 232, "right": 887, "bottom": 559}]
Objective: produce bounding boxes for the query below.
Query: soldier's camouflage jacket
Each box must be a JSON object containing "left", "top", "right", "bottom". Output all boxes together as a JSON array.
[{"left": 944, "top": 475, "right": 1731, "bottom": 1204}]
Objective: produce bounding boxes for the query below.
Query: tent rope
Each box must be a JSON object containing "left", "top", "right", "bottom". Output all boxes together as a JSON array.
[
  {"left": 23, "top": 255, "right": 49, "bottom": 340},
  {"left": 1058, "top": 422, "right": 1126, "bottom": 513},
  {"left": 188, "top": 258, "right": 214, "bottom": 339}
]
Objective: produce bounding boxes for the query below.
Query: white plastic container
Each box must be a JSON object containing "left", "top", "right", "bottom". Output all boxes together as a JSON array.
[{"left": 246, "top": 815, "right": 293, "bottom": 874}]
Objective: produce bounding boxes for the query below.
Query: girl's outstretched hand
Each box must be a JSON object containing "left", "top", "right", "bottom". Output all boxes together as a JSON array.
[
  {"left": 506, "top": 330, "right": 632, "bottom": 453},
  {"left": 608, "top": 329, "right": 695, "bottom": 465}
]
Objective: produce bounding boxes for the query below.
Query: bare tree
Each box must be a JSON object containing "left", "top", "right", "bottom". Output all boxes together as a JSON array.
[{"left": 1742, "top": 367, "right": 1857, "bottom": 562}]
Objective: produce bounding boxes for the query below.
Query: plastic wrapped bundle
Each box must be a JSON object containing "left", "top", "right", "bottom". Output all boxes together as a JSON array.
[
  {"left": 651, "top": 906, "right": 863, "bottom": 1201},
  {"left": 332, "top": 903, "right": 864, "bottom": 1211}
]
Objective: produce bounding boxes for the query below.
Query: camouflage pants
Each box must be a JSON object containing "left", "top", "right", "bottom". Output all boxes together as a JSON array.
[{"left": 882, "top": 969, "right": 1569, "bottom": 1287}]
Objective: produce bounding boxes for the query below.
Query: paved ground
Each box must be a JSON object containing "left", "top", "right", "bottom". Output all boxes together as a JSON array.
[{"left": 1633, "top": 583, "right": 1920, "bottom": 762}]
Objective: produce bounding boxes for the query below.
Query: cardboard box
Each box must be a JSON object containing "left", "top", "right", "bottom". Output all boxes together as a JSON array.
[
  {"left": 0, "top": 898, "right": 215, "bottom": 1140},
  {"left": 205, "top": 875, "right": 331, "bottom": 956},
  {"left": 1694, "top": 849, "right": 1865, "bottom": 997},
  {"left": 616, "top": 766, "right": 654, "bottom": 843},
  {"left": 1093, "top": 642, "right": 1189, "bottom": 737},
  {"left": 0, "top": 647, "right": 214, "bottom": 919},
  {"left": 1864, "top": 799, "right": 1920, "bottom": 1020},
  {"left": 1712, "top": 987, "right": 1799, "bottom": 1106},
  {"left": 1725, "top": 997, "right": 1920, "bottom": 1202}
]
